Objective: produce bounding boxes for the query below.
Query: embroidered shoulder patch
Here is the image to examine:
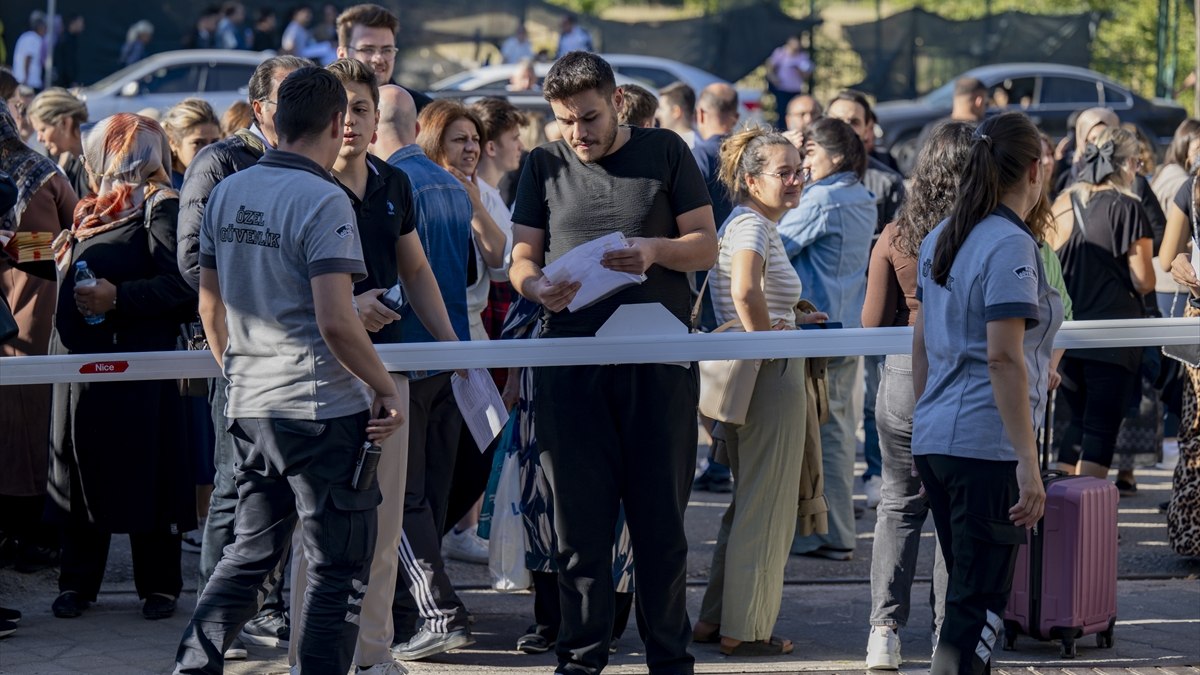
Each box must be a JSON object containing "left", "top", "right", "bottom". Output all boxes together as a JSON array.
[
  {"left": 335, "top": 223, "right": 354, "bottom": 239},
  {"left": 1013, "top": 265, "right": 1036, "bottom": 281}
]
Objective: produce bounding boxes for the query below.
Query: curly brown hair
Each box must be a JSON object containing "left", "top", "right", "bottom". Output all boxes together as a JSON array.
[{"left": 892, "top": 121, "right": 975, "bottom": 260}]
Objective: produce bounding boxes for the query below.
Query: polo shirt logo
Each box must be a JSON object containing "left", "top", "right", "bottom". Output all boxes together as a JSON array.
[
  {"left": 1013, "top": 265, "right": 1036, "bottom": 281},
  {"left": 335, "top": 223, "right": 354, "bottom": 239},
  {"left": 921, "top": 259, "right": 932, "bottom": 278},
  {"left": 387, "top": 200, "right": 395, "bottom": 216}
]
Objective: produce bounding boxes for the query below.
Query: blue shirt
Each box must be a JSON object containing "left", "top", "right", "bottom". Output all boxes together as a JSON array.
[
  {"left": 386, "top": 145, "right": 472, "bottom": 364},
  {"left": 691, "top": 132, "right": 733, "bottom": 227},
  {"left": 912, "top": 206, "right": 1064, "bottom": 462},
  {"left": 777, "top": 171, "right": 876, "bottom": 327}
]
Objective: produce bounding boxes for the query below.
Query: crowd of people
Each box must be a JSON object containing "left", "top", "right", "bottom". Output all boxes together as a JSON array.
[{"left": 1, "top": 3, "right": 1199, "bottom": 675}]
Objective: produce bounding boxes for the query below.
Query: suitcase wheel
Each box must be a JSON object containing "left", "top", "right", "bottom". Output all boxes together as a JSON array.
[
  {"left": 1002, "top": 620, "right": 1019, "bottom": 651},
  {"left": 1059, "top": 638, "right": 1077, "bottom": 659},
  {"left": 1097, "top": 625, "right": 1115, "bottom": 649}
]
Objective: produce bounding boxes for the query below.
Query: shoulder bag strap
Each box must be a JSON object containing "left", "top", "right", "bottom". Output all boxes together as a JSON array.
[
  {"left": 1069, "top": 192, "right": 1087, "bottom": 238},
  {"left": 690, "top": 213, "right": 770, "bottom": 330}
]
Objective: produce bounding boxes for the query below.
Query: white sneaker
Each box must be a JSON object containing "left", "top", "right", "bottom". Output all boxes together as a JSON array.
[
  {"left": 865, "top": 625, "right": 902, "bottom": 670},
  {"left": 864, "top": 475, "right": 883, "bottom": 510},
  {"left": 442, "top": 525, "right": 489, "bottom": 564},
  {"left": 357, "top": 659, "right": 409, "bottom": 675}
]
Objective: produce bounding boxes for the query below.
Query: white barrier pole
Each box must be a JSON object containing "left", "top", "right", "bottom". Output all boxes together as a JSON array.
[{"left": 1, "top": 318, "right": 1196, "bottom": 386}]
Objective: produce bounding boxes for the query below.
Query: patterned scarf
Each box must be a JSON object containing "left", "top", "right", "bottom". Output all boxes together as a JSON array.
[
  {"left": 52, "top": 113, "right": 177, "bottom": 267},
  {"left": 0, "top": 101, "right": 59, "bottom": 234}
]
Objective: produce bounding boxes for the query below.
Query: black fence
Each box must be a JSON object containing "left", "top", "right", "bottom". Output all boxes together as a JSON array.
[{"left": 843, "top": 7, "right": 1102, "bottom": 102}]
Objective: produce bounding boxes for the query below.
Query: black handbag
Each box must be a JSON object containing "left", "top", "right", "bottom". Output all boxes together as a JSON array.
[{"left": 0, "top": 293, "right": 18, "bottom": 344}]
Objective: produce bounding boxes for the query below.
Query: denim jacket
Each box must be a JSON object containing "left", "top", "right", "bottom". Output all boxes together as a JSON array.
[
  {"left": 777, "top": 171, "right": 876, "bottom": 327},
  {"left": 386, "top": 146, "right": 472, "bottom": 376}
]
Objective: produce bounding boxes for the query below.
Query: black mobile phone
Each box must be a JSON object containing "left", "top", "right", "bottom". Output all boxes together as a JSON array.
[
  {"left": 351, "top": 441, "right": 382, "bottom": 491},
  {"left": 380, "top": 282, "right": 406, "bottom": 313},
  {"left": 799, "top": 321, "right": 843, "bottom": 330}
]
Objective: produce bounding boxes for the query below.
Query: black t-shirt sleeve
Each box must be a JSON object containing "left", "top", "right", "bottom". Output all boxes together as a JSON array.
[
  {"left": 1173, "top": 176, "right": 1195, "bottom": 222},
  {"left": 392, "top": 170, "right": 417, "bottom": 237},
  {"left": 667, "top": 134, "right": 712, "bottom": 216},
  {"left": 511, "top": 147, "right": 549, "bottom": 230},
  {"left": 1111, "top": 195, "right": 1152, "bottom": 257}
]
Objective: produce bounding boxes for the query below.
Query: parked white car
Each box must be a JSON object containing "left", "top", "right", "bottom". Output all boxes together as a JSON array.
[
  {"left": 77, "top": 50, "right": 272, "bottom": 122},
  {"left": 431, "top": 62, "right": 650, "bottom": 93},
  {"left": 432, "top": 54, "right": 763, "bottom": 124}
]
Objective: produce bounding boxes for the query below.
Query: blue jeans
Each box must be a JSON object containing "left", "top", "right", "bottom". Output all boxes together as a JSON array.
[
  {"left": 792, "top": 355, "right": 860, "bottom": 553},
  {"left": 199, "top": 380, "right": 286, "bottom": 613},
  {"left": 869, "top": 355, "right": 947, "bottom": 631}
]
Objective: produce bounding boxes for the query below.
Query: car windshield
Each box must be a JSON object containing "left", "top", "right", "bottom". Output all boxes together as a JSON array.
[
  {"left": 433, "top": 71, "right": 488, "bottom": 91},
  {"left": 88, "top": 60, "right": 149, "bottom": 91},
  {"left": 922, "top": 80, "right": 957, "bottom": 107}
]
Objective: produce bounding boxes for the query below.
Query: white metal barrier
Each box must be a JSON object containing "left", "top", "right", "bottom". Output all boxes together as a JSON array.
[{"left": 1, "top": 318, "right": 1196, "bottom": 386}]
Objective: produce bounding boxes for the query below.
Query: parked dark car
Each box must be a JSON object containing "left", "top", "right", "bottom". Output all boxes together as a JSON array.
[{"left": 873, "top": 63, "right": 1188, "bottom": 175}]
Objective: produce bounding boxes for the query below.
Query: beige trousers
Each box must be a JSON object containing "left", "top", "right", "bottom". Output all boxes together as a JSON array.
[
  {"left": 289, "top": 373, "right": 409, "bottom": 669},
  {"left": 699, "top": 358, "right": 806, "bottom": 642}
]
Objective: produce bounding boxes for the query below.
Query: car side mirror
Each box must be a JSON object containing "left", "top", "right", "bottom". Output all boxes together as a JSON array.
[{"left": 120, "top": 81, "right": 141, "bottom": 98}]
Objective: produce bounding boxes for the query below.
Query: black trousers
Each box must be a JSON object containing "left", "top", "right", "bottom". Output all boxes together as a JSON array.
[
  {"left": 531, "top": 571, "right": 634, "bottom": 642},
  {"left": 59, "top": 522, "right": 181, "bottom": 601},
  {"left": 1057, "top": 357, "right": 1139, "bottom": 469},
  {"left": 174, "top": 411, "right": 377, "bottom": 675},
  {"left": 534, "top": 363, "right": 698, "bottom": 675},
  {"left": 392, "top": 373, "right": 469, "bottom": 637},
  {"left": 915, "top": 454, "right": 1025, "bottom": 675}
]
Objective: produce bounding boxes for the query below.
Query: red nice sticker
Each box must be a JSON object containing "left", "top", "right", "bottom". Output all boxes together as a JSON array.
[{"left": 79, "top": 361, "right": 129, "bottom": 374}]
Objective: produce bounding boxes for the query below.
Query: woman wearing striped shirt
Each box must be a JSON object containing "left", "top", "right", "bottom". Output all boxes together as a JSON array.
[{"left": 692, "top": 127, "right": 826, "bottom": 657}]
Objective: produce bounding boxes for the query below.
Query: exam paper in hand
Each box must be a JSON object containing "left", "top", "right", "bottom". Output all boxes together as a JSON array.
[
  {"left": 452, "top": 368, "right": 510, "bottom": 453},
  {"left": 542, "top": 232, "right": 647, "bottom": 312}
]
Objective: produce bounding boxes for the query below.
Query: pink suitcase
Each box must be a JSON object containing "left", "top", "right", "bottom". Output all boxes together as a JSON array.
[{"left": 1002, "top": 393, "right": 1119, "bottom": 657}]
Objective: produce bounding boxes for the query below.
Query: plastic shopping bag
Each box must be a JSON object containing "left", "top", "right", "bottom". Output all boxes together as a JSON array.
[{"left": 489, "top": 448, "right": 531, "bottom": 592}]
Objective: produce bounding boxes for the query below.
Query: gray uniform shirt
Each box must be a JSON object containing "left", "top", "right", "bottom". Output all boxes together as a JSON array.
[
  {"left": 913, "top": 206, "right": 1063, "bottom": 462},
  {"left": 200, "top": 150, "right": 372, "bottom": 421}
]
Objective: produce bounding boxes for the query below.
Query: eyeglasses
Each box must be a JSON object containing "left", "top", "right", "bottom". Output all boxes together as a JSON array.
[
  {"left": 349, "top": 45, "right": 398, "bottom": 58},
  {"left": 257, "top": 99, "right": 277, "bottom": 107},
  {"left": 759, "top": 170, "right": 805, "bottom": 184}
]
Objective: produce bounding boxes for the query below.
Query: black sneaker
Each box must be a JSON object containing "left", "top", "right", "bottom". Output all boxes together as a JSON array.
[
  {"left": 142, "top": 593, "right": 177, "bottom": 620},
  {"left": 0, "top": 607, "right": 20, "bottom": 623},
  {"left": 51, "top": 591, "right": 89, "bottom": 618},
  {"left": 516, "top": 626, "right": 555, "bottom": 654},
  {"left": 692, "top": 470, "right": 733, "bottom": 494},
  {"left": 224, "top": 636, "right": 248, "bottom": 660},
  {"left": 0, "top": 619, "right": 15, "bottom": 638},
  {"left": 391, "top": 627, "right": 475, "bottom": 661},
  {"left": 240, "top": 610, "right": 289, "bottom": 648}
]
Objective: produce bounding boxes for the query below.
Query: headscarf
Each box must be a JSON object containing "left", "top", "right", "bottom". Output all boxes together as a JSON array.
[
  {"left": 0, "top": 100, "right": 59, "bottom": 233},
  {"left": 1072, "top": 107, "right": 1119, "bottom": 163},
  {"left": 52, "top": 113, "right": 177, "bottom": 266},
  {"left": 1079, "top": 140, "right": 1117, "bottom": 185}
]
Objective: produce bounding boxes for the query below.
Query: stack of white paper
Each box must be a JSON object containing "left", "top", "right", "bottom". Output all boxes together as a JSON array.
[
  {"left": 452, "top": 369, "right": 510, "bottom": 452},
  {"left": 542, "top": 232, "right": 646, "bottom": 312}
]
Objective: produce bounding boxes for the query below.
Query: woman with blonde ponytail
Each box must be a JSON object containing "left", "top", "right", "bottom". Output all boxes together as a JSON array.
[{"left": 692, "top": 126, "right": 826, "bottom": 657}]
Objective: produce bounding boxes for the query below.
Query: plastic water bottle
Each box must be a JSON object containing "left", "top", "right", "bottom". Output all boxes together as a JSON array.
[{"left": 74, "top": 261, "right": 104, "bottom": 325}]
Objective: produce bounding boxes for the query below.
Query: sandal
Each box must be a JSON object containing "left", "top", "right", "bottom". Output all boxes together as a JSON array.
[
  {"left": 1115, "top": 479, "right": 1137, "bottom": 497},
  {"left": 720, "top": 635, "right": 793, "bottom": 657}
]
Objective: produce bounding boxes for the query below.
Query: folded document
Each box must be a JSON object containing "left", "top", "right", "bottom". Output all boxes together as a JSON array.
[{"left": 541, "top": 232, "right": 646, "bottom": 312}]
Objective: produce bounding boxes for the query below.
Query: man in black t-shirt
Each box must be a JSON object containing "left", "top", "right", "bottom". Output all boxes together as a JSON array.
[
  {"left": 510, "top": 51, "right": 717, "bottom": 675},
  {"left": 313, "top": 58, "right": 461, "bottom": 673}
]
